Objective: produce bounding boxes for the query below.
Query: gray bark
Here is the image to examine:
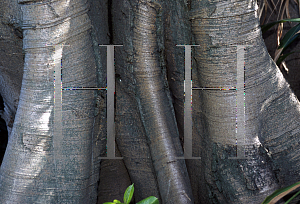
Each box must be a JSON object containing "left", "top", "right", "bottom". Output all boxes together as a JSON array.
[
  {"left": 0, "top": 0, "right": 300, "bottom": 203},
  {"left": 0, "top": 0, "right": 101, "bottom": 203},
  {"left": 112, "top": 0, "right": 194, "bottom": 203},
  {"left": 0, "top": 0, "right": 23, "bottom": 137},
  {"left": 189, "top": 0, "right": 300, "bottom": 203}
]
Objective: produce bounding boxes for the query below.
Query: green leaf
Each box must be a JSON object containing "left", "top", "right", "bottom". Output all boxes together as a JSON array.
[
  {"left": 136, "top": 196, "right": 159, "bottom": 204},
  {"left": 261, "top": 18, "right": 300, "bottom": 33},
  {"left": 124, "top": 184, "right": 134, "bottom": 204},
  {"left": 262, "top": 181, "right": 300, "bottom": 204},
  {"left": 285, "top": 190, "right": 300, "bottom": 203},
  {"left": 278, "top": 23, "right": 300, "bottom": 50},
  {"left": 281, "top": 34, "right": 300, "bottom": 54},
  {"left": 276, "top": 52, "right": 295, "bottom": 65},
  {"left": 103, "top": 200, "right": 123, "bottom": 204}
]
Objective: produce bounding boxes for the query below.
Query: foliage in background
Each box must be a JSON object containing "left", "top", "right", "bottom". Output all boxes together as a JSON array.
[
  {"left": 258, "top": 0, "right": 300, "bottom": 70},
  {"left": 258, "top": 1, "right": 300, "bottom": 203},
  {"left": 103, "top": 184, "right": 159, "bottom": 204},
  {"left": 260, "top": 18, "right": 300, "bottom": 65}
]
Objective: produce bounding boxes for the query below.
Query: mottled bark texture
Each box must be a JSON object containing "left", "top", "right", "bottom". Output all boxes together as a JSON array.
[
  {"left": 189, "top": 0, "right": 300, "bottom": 203},
  {"left": 1, "top": 0, "right": 300, "bottom": 203},
  {"left": 97, "top": 145, "right": 132, "bottom": 203},
  {"left": 0, "top": 0, "right": 101, "bottom": 203},
  {"left": 111, "top": 0, "right": 194, "bottom": 203},
  {"left": 0, "top": 0, "right": 24, "bottom": 137}
]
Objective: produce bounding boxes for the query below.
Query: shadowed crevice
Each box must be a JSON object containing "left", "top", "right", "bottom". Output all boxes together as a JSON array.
[
  {"left": 0, "top": 94, "right": 8, "bottom": 167},
  {"left": 108, "top": 0, "right": 113, "bottom": 44}
]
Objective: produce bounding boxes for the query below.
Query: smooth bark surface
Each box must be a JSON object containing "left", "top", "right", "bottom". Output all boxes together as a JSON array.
[
  {"left": 0, "top": 0, "right": 100, "bottom": 203},
  {"left": 112, "top": 0, "right": 194, "bottom": 203},
  {"left": 189, "top": 0, "right": 300, "bottom": 202},
  {"left": 0, "top": 0, "right": 300, "bottom": 203}
]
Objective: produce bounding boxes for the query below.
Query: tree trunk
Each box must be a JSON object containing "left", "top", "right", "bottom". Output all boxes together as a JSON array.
[
  {"left": 1, "top": 0, "right": 300, "bottom": 203},
  {"left": 188, "top": 0, "right": 300, "bottom": 202},
  {"left": 0, "top": 0, "right": 101, "bottom": 203},
  {"left": 111, "top": 0, "right": 194, "bottom": 203},
  {"left": 0, "top": 0, "right": 24, "bottom": 138}
]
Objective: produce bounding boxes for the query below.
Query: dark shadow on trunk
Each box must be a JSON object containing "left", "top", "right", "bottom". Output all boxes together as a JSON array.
[{"left": 0, "top": 94, "right": 8, "bottom": 166}]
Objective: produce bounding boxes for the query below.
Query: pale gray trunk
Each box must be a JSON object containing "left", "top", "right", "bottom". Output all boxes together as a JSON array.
[
  {"left": 1, "top": 0, "right": 300, "bottom": 203},
  {"left": 111, "top": 0, "right": 194, "bottom": 203},
  {"left": 0, "top": 0, "right": 100, "bottom": 203},
  {"left": 189, "top": 0, "right": 300, "bottom": 203}
]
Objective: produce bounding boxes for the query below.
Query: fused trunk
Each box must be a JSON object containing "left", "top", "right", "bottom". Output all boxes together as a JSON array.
[{"left": 1, "top": 0, "right": 300, "bottom": 203}]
